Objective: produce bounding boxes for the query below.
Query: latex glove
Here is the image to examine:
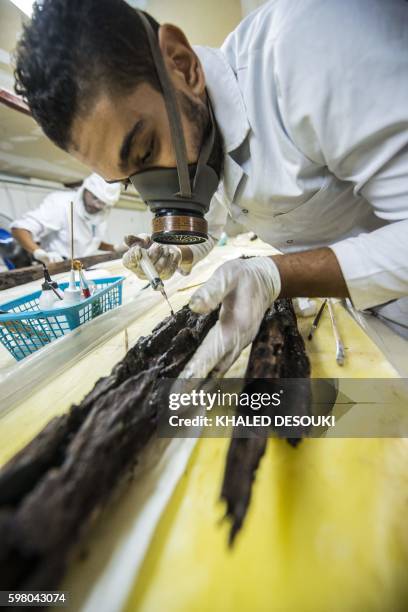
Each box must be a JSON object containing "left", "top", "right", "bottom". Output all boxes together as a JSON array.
[
  {"left": 33, "top": 248, "right": 64, "bottom": 264},
  {"left": 181, "top": 257, "right": 281, "bottom": 378},
  {"left": 122, "top": 234, "right": 181, "bottom": 281}
]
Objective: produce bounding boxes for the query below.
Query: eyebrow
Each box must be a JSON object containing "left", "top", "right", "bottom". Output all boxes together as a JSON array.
[{"left": 118, "top": 119, "right": 145, "bottom": 173}]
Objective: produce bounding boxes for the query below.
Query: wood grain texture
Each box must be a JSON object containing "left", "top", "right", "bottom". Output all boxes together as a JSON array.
[
  {"left": 0, "top": 305, "right": 217, "bottom": 590},
  {"left": 221, "top": 299, "right": 311, "bottom": 544}
]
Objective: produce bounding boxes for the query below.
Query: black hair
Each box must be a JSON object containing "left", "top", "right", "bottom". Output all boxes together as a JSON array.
[{"left": 14, "top": 0, "right": 160, "bottom": 150}]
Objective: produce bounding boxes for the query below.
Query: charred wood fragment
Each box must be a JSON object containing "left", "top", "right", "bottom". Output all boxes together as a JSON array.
[
  {"left": 221, "top": 298, "right": 311, "bottom": 544},
  {"left": 221, "top": 436, "right": 267, "bottom": 546}
]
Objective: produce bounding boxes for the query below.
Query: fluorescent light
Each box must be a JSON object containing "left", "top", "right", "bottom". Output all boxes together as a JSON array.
[{"left": 9, "top": 0, "right": 35, "bottom": 18}]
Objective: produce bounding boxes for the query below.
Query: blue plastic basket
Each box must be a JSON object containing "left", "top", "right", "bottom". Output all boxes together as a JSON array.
[{"left": 0, "top": 276, "right": 124, "bottom": 361}]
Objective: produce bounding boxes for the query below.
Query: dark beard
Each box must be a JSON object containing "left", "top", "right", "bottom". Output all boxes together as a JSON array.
[{"left": 178, "top": 91, "right": 224, "bottom": 179}]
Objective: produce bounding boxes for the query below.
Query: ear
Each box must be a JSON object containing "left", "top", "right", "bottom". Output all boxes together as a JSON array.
[{"left": 158, "top": 24, "right": 206, "bottom": 96}]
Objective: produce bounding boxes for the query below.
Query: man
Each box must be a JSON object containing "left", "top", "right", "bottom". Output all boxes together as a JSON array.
[
  {"left": 14, "top": 0, "right": 408, "bottom": 376},
  {"left": 11, "top": 173, "right": 122, "bottom": 265}
]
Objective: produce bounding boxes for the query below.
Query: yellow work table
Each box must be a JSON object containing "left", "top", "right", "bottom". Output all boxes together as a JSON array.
[{"left": 0, "top": 241, "right": 407, "bottom": 612}]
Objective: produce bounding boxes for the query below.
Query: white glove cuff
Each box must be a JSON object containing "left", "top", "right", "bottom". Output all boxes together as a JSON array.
[
  {"left": 248, "top": 256, "right": 282, "bottom": 303},
  {"left": 33, "top": 248, "right": 48, "bottom": 263}
]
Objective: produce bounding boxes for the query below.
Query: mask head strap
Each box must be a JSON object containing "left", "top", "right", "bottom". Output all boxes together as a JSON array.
[{"left": 137, "top": 11, "right": 192, "bottom": 198}]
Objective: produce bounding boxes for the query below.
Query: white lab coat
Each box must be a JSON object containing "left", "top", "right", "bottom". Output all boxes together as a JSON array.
[
  {"left": 196, "top": 0, "right": 408, "bottom": 310},
  {"left": 11, "top": 188, "right": 109, "bottom": 258}
]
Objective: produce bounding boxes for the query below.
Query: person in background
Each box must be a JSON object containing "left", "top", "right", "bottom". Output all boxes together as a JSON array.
[{"left": 11, "top": 173, "right": 123, "bottom": 265}]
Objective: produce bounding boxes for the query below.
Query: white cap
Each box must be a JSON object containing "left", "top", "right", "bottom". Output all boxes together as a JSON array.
[{"left": 82, "top": 173, "right": 121, "bottom": 207}]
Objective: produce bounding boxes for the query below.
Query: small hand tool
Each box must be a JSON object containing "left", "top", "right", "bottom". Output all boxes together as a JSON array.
[
  {"left": 327, "top": 299, "right": 345, "bottom": 366},
  {"left": 63, "top": 202, "right": 81, "bottom": 304},
  {"left": 307, "top": 298, "right": 327, "bottom": 340},
  {"left": 139, "top": 248, "right": 174, "bottom": 316},
  {"left": 42, "top": 264, "right": 63, "bottom": 300}
]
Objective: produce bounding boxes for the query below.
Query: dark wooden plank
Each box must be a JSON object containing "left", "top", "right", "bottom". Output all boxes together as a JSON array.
[
  {"left": 221, "top": 299, "right": 312, "bottom": 544},
  {"left": 0, "top": 89, "right": 31, "bottom": 116}
]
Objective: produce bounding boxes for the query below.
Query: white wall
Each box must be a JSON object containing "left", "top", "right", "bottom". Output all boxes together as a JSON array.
[
  {"left": 0, "top": 176, "right": 151, "bottom": 244},
  {"left": 107, "top": 206, "right": 153, "bottom": 242},
  {"left": 240, "top": 0, "right": 267, "bottom": 17},
  {"left": 146, "top": 0, "right": 242, "bottom": 47},
  {"left": 0, "top": 178, "right": 54, "bottom": 222}
]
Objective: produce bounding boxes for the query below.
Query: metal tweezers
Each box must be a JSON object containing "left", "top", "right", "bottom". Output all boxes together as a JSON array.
[{"left": 327, "top": 299, "right": 345, "bottom": 366}]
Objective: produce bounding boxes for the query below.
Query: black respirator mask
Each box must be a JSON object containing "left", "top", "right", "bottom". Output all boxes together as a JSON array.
[{"left": 129, "top": 12, "right": 220, "bottom": 245}]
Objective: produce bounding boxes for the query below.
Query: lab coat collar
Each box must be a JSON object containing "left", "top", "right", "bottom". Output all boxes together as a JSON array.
[
  {"left": 195, "top": 46, "right": 250, "bottom": 206},
  {"left": 195, "top": 46, "right": 250, "bottom": 154}
]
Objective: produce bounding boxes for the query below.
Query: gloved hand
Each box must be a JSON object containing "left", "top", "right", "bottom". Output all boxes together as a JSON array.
[
  {"left": 180, "top": 257, "right": 282, "bottom": 378},
  {"left": 33, "top": 248, "right": 64, "bottom": 265},
  {"left": 122, "top": 234, "right": 182, "bottom": 280}
]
